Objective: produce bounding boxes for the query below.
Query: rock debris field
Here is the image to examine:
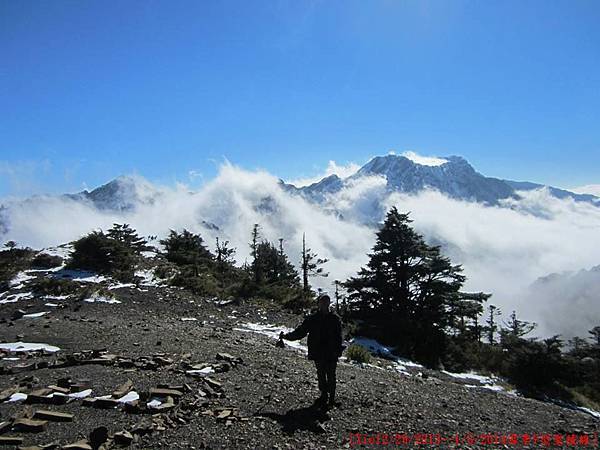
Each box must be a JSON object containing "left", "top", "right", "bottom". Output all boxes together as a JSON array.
[{"left": 1, "top": 257, "right": 599, "bottom": 449}]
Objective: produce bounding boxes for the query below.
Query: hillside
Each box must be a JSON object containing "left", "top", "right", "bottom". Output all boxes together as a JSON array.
[{"left": 0, "top": 248, "right": 599, "bottom": 449}]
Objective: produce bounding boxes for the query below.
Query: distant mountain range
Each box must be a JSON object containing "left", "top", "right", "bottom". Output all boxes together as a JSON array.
[
  {"left": 281, "top": 154, "right": 599, "bottom": 207},
  {"left": 0, "top": 154, "right": 598, "bottom": 237}
]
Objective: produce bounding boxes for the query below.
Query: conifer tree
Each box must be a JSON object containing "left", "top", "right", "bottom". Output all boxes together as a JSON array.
[{"left": 300, "top": 233, "right": 329, "bottom": 293}]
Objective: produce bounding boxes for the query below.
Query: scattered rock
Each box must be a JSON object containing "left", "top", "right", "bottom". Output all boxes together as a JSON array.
[
  {"left": 112, "top": 379, "right": 133, "bottom": 398},
  {"left": 114, "top": 430, "right": 133, "bottom": 446},
  {"left": 149, "top": 388, "right": 183, "bottom": 398},
  {"left": 62, "top": 440, "right": 92, "bottom": 450},
  {"left": 33, "top": 409, "right": 74, "bottom": 422},
  {"left": 0, "top": 436, "right": 23, "bottom": 445},
  {"left": 13, "top": 418, "right": 48, "bottom": 433},
  {"left": 89, "top": 426, "right": 108, "bottom": 447}
]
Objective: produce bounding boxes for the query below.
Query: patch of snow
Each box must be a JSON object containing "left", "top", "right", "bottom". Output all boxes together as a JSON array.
[
  {"left": 141, "top": 250, "right": 156, "bottom": 258},
  {"left": 135, "top": 269, "right": 162, "bottom": 287},
  {"left": 22, "top": 311, "right": 49, "bottom": 318},
  {"left": 53, "top": 269, "right": 107, "bottom": 283},
  {"left": 234, "top": 322, "right": 307, "bottom": 353},
  {"left": 401, "top": 151, "right": 448, "bottom": 167},
  {"left": 45, "top": 303, "right": 59, "bottom": 307},
  {"left": 39, "top": 245, "right": 72, "bottom": 259},
  {"left": 186, "top": 366, "right": 214, "bottom": 376},
  {"left": 215, "top": 299, "right": 234, "bottom": 306},
  {"left": 68, "top": 389, "right": 92, "bottom": 399},
  {"left": 2, "top": 357, "right": 20, "bottom": 361},
  {"left": 83, "top": 293, "right": 121, "bottom": 304},
  {"left": 44, "top": 294, "right": 70, "bottom": 300},
  {"left": 9, "top": 271, "right": 36, "bottom": 288},
  {"left": 117, "top": 391, "right": 139, "bottom": 404},
  {"left": 0, "top": 342, "right": 60, "bottom": 353},
  {"left": 442, "top": 370, "right": 497, "bottom": 385},
  {"left": 181, "top": 317, "right": 197, "bottom": 321},
  {"left": 0, "top": 292, "right": 34, "bottom": 304},
  {"left": 350, "top": 336, "right": 423, "bottom": 373},
  {"left": 577, "top": 406, "right": 600, "bottom": 419},
  {"left": 5, "top": 392, "right": 27, "bottom": 403},
  {"left": 147, "top": 398, "right": 163, "bottom": 408},
  {"left": 108, "top": 282, "right": 136, "bottom": 290},
  {"left": 464, "top": 384, "right": 505, "bottom": 392}
]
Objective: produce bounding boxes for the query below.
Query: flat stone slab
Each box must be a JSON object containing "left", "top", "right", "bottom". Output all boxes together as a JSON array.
[
  {"left": 0, "top": 436, "right": 24, "bottom": 445},
  {"left": 33, "top": 409, "right": 74, "bottom": 422},
  {"left": 149, "top": 388, "right": 183, "bottom": 398},
  {"left": 13, "top": 418, "right": 48, "bottom": 432}
]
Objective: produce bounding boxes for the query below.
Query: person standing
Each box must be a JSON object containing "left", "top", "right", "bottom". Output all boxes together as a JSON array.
[{"left": 279, "top": 294, "right": 343, "bottom": 408}]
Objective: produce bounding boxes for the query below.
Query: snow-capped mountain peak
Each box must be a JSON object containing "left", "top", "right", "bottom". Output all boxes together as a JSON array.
[{"left": 65, "top": 174, "right": 161, "bottom": 211}]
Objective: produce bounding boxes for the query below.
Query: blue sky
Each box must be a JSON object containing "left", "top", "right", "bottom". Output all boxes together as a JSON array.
[{"left": 1, "top": 0, "right": 599, "bottom": 197}]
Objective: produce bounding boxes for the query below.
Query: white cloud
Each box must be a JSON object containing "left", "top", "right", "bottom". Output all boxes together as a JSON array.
[
  {"left": 401, "top": 151, "right": 448, "bottom": 167},
  {"left": 287, "top": 160, "right": 361, "bottom": 187},
  {"left": 0, "top": 159, "right": 52, "bottom": 197},
  {"left": 2, "top": 165, "right": 600, "bottom": 339},
  {"left": 571, "top": 184, "right": 600, "bottom": 197}
]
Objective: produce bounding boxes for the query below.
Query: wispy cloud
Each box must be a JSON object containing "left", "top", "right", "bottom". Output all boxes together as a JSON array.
[
  {"left": 572, "top": 184, "right": 600, "bottom": 196},
  {"left": 286, "top": 160, "right": 361, "bottom": 187},
  {"left": 0, "top": 159, "right": 53, "bottom": 198}
]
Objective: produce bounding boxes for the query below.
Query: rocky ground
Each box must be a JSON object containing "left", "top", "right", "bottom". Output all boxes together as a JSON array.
[{"left": 1, "top": 255, "right": 599, "bottom": 449}]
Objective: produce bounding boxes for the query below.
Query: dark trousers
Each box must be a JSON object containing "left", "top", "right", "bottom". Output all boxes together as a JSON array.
[{"left": 315, "top": 359, "right": 337, "bottom": 398}]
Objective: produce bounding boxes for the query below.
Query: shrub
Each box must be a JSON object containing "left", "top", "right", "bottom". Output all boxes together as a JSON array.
[
  {"left": 346, "top": 344, "right": 371, "bottom": 364},
  {"left": 31, "top": 253, "right": 64, "bottom": 269},
  {"left": 31, "top": 277, "right": 80, "bottom": 296},
  {"left": 170, "top": 266, "right": 219, "bottom": 296},
  {"left": 0, "top": 247, "right": 35, "bottom": 287},
  {"left": 160, "top": 229, "right": 213, "bottom": 267},
  {"left": 68, "top": 230, "right": 137, "bottom": 282}
]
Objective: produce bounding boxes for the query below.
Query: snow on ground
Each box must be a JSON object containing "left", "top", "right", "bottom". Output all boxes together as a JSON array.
[
  {"left": 234, "top": 322, "right": 308, "bottom": 353},
  {"left": 83, "top": 293, "right": 121, "bottom": 304},
  {"left": 350, "top": 336, "right": 423, "bottom": 375},
  {"left": 26, "top": 264, "right": 65, "bottom": 273},
  {"left": 22, "top": 311, "right": 49, "bottom": 318},
  {"left": 0, "top": 342, "right": 60, "bottom": 352},
  {"left": 0, "top": 292, "right": 34, "bottom": 304},
  {"left": 52, "top": 269, "right": 108, "bottom": 283},
  {"left": 186, "top": 366, "right": 215, "bottom": 376},
  {"left": 181, "top": 317, "right": 197, "bottom": 321},
  {"left": 116, "top": 391, "right": 140, "bottom": 404},
  {"left": 135, "top": 268, "right": 163, "bottom": 287},
  {"left": 9, "top": 271, "right": 37, "bottom": 288},
  {"left": 464, "top": 384, "right": 505, "bottom": 392},
  {"left": 577, "top": 406, "right": 600, "bottom": 419},
  {"left": 108, "top": 282, "right": 137, "bottom": 290},
  {"left": 44, "top": 295, "right": 70, "bottom": 301},
  {"left": 68, "top": 389, "right": 92, "bottom": 399},
  {"left": 39, "top": 244, "right": 73, "bottom": 259},
  {"left": 5, "top": 393, "right": 27, "bottom": 403},
  {"left": 147, "top": 399, "right": 163, "bottom": 408},
  {"left": 442, "top": 370, "right": 510, "bottom": 393}
]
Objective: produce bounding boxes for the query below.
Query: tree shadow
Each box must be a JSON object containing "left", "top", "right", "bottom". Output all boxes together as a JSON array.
[{"left": 257, "top": 403, "right": 331, "bottom": 434}]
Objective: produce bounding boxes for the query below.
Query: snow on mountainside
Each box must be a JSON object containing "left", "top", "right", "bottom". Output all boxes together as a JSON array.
[
  {"left": 283, "top": 154, "right": 599, "bottom": 207},
  {"left": 63, "top": 175, "right": 163, "bottom": 211}
]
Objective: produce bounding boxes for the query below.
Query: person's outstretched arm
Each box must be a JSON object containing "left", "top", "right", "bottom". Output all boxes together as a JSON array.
[{"left": 281, "top": 316, "right": 311, "bottom": 341}]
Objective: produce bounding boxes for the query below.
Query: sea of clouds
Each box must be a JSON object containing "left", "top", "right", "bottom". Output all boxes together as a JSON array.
[{"left": 1, "top": 161, "right": 599, "bottom": 339}]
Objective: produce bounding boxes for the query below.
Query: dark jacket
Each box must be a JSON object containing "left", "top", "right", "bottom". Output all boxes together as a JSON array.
[{"left": 283, "top": 311, "right": 343, "bottom": 361}]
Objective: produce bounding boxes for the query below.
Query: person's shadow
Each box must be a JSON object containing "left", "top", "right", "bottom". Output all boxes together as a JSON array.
[{"left": 257, "top": 402, "right": 331, "bottom": 434}]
